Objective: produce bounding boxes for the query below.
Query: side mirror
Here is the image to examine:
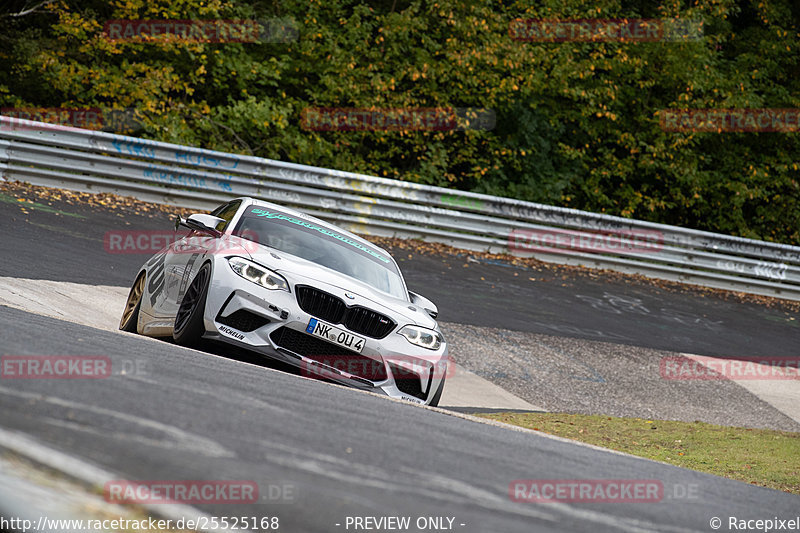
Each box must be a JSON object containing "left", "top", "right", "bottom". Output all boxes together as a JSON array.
[
  {"left": 409, "top": 291, "right": 438, "bottom": 319},
  {"left": 175, "top": 213, "right": 225, "bottom": 237}
]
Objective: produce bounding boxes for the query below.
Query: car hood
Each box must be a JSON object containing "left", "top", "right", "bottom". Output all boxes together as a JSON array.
[{"left": 246, "top": 248, "right": 435, "bottom": 327}]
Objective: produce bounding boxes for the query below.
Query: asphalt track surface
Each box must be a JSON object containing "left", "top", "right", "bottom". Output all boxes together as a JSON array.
[
  {"left": 1, "top": 306, "right": 798, "bottom": 532},
  {"left": 1, "top": 191, "right": 799, "bottom": 531}
]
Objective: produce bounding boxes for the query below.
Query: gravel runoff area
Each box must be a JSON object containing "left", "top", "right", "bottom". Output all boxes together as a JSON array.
[{"left": 440, "top": 321, "right": 800, "bottom": 433}]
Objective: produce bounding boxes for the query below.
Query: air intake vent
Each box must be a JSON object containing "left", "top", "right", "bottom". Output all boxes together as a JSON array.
[
  {"left": 217, "top": 310, "right": 270, "bottom": 332},
  {"left": 389, "top": 362, "right": 430, "bottom": 400}
]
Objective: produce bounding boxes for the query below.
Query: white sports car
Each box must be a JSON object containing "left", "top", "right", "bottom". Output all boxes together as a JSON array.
[{"left": 119, "top": 197, "right": 449, "bottom": 406}]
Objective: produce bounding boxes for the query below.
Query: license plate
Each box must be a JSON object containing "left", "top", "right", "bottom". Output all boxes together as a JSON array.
[{"left": 306, "top": 318, "right": 366, "bottom": 353}]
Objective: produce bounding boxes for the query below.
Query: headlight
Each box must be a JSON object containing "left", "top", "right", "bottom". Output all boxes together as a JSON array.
[
  {"left": 227, "top": 257, "right": 289, "bottom": 291},
  {"left": 398, "top": 325, "right": 443, "bottom": 351}
]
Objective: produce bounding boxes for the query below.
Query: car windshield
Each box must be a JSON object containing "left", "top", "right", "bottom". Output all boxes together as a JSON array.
[{"left": 233, "top": 205, "right": 406, "bottom": 299}]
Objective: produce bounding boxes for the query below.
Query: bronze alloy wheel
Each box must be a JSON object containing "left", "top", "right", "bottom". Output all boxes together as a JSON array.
[{"left": 120, "top": 272, "right": 145, "bottom": 332}]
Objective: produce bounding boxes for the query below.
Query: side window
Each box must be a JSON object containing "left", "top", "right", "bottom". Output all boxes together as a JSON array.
[{"left": 210, "top": 200, "right": 242, "bottom": 231}]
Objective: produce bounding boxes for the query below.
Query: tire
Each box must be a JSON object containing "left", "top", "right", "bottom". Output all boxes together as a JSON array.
[
  {"left": 119, "top": 272, "right": 146, "bottom": 333},
  {"left": 428, "top": 376, "right": 446, "bottom": 407},
  {"left": 173, "top": 263, "right": 211, "bottom": 346}
]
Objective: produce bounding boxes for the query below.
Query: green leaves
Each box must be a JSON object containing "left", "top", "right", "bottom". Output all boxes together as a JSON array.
[{"left": 1, "top": 0, "right": 798, "bottom": 244}]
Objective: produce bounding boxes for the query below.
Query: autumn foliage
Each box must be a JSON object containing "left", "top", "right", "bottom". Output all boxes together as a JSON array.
[{"left": 1, "top": 0, "right": 798, "bottom": 243}]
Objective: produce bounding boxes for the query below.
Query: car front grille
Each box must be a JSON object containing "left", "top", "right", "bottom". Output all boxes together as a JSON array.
[
  {"left": 296, "top": 286, "right": 346, "bottom": 323},
  {"left": 295, "top": 286, "right": 396, "bottom": 339},
  {"left": 270, "top": 326, "right": 388, "bottom": 382}
]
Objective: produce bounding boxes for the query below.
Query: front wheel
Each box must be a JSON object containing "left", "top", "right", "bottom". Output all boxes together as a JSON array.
[
  {"left": 173, "top": 263, "right": 211, "bottom": 346},
  {"left": 119, "top": 272, "right": 145, "bottom": 333}
]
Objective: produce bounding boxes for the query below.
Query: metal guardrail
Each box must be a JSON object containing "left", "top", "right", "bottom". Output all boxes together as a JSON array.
[{"left": 2, "top": 115, "right": 800, "bottom": 301}]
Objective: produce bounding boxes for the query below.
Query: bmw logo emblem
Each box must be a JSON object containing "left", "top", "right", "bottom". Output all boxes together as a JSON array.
[{"left": 345, "top": 292, "right": 356, "bottom": 300}]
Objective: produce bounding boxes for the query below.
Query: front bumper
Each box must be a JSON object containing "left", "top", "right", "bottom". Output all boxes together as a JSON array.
[{"left": 201, "top": 260, "right": 448, "bottom": 406}]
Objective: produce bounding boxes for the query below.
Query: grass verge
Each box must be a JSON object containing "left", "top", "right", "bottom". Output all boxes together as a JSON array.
[{"left": 475, "top": 412, "right": 800, "bottom": 494}]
